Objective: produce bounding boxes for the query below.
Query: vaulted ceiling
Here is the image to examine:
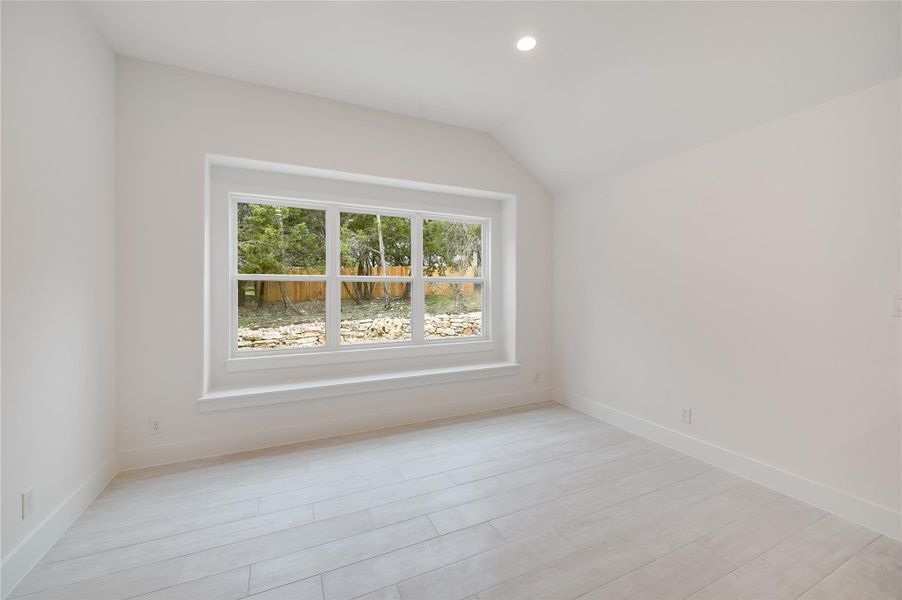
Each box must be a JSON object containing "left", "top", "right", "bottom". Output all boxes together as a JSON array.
[{"left": 83, "top": 1, "right": 900, "bottom": 194}]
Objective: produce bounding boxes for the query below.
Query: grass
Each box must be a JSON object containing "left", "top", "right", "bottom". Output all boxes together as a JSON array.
[
  {"left": 424, "top": 293, "right": 480, "bottom": 315},
  {"left": 238, "top": 300, "right": 325, "bottom": 329},
  {"left": 239, "top": 293, "right": 480, "bottom": 329}
]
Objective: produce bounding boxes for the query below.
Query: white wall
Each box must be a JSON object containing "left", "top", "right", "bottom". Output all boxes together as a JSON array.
[
  {"left": 554, "top": 79, "right": 901, "bottom": 535},
  {"left": 115, "top": 58, "right": 553, "bottom": 469},
  {"left": 1, "top": 2, "right": 118, "bottom": 593}
]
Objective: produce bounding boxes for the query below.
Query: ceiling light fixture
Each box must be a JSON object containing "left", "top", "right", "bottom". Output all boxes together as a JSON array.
[{"left": 516, "top": 36, "right": 537, "bottom": 52}]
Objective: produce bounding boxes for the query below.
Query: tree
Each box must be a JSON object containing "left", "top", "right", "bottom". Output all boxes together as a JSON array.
[
  {"left": 340, "top": 213, "right": 411, "bottom": 305},
  {"left": 422, "top": 220, "right": 481, "bottom": 276},
  {"left": 236, "top": 203, "right": 326, "bottom": 310},
  {"left": 375, "top": 215, "right": 391, "bottom": 307},
  {"left": 422, "top": 220, "right": 482, "bottom": 309},
  {"left": 237, "top": 203, "right": 326, "bottom": 273}
]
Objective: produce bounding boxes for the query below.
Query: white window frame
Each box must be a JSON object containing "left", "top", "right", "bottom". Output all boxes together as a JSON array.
[{"left": 228, "top": 192, "right": 491, "bottom": 363}]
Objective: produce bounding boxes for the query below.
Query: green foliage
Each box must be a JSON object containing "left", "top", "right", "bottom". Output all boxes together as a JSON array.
[
  {"left": 235, "top": 204, "right": 485, "bottom": 327},
  {"left": 340, "top": 212, "right": 411, "bottom": 274},
  {"left": 425, "top": 287, "right": 481, "bottom": 314},
  {"left": 237, "top": 205, "right": 482, "bottom": 281},
  {"left": 237, "top": 203, "right": 326, "bottom": 274},
  {"left": 423, "top": 220, "right": 482, "bottom": 276}
]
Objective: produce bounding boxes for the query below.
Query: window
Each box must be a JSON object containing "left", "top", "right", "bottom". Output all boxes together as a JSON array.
[
  {"left": 339, "top": 211, "right": 412, "bottom": 345},
  {"left": 422, "top": 219, "right": 484, "bottom": 340},
  {"left": 231, "top": 195, "right": 488, "bottom": 356},
  {"left": 204, "top": 160, "right": 515, "bottom": 407}
]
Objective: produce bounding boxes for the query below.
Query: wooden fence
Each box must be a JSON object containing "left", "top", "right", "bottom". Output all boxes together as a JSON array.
[{"left": 244, "top": 267, "right": 479, "bottom": 304}]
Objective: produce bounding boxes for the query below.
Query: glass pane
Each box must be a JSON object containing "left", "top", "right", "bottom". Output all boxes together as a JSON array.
[
  {"left": 425, "top": 282, "right": 482, "bottom": 339},
  {"left": 237, "top": 280, "right": 325, "bottom": 351},
  {"left": 237, "top": 202, "right": 326, "bottom": 275},
  {"left": 340, "top": 281, "right": 412, "bottom": 344},
  {"left": 423, "top": 219, "right": 482, "bottom": 277},
  {"left": 340, "top": 212, "right": 411, "bottom": 276}
]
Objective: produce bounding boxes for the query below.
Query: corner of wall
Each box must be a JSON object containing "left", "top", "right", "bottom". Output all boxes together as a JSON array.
[
  {"left": 0, "top": 454, "right": 119, "bottom": 599},
  {"left": 554, "top": 388, "right": 902, "bottom": 541}
]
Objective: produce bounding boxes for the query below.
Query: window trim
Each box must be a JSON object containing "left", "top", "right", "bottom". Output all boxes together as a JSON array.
[
  {"left": 228, "top": 192, "right": 491, "bottom": 364},
  {"left": 201, "top": 361, "right": 520, "bottom": 411}
]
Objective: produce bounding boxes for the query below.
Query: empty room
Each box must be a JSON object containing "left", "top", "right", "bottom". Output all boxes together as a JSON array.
[{"left": 2, "top": 1, "right": 900, "bottom": 599}]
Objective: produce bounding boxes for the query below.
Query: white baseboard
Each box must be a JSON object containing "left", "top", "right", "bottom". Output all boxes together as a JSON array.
[
  {"left": 555, "top": 388, "right": 901, "bottom": 541},
  {"left": 1, "top": 453, "right": 119, "bottom": 599},
  {"left": 119, "top": 387, "right": 552, "bottom": 471}
]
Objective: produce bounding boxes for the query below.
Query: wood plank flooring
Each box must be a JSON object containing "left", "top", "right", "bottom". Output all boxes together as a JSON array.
[{"left": 10, "top": 403, "right": 900, "bottom": 600}]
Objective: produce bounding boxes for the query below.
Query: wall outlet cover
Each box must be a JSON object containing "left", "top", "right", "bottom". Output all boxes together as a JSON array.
[
  {"left": 680, "top": 407, "right": 692, "bottom": 424},
  {"left": 21, "top": 488, "right": 34, "bottom": 520}
]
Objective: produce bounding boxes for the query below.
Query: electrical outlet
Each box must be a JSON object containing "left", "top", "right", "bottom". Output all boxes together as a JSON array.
[
  {"left": 534, "top": 371, "right": 542, "bottom": 383},
  {"left": 894, "top": 294, "right": 902, "bottom": 317},
  {"left": 21, "top": 488, "right": 34, "bottom": 520},
  {"left": 149, "top": 417, "right": 162, "bottom": 435},
  {"left": 680, "top": 407, "right": 692, "bottom": 424}
]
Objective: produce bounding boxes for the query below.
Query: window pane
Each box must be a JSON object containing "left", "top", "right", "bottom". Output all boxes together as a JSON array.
[
  {"left": 425, "top": 282, "right": 482, "bottom": 339},
  {"left": 423, "top": 219, "right": 482, "bottom": 277},
  {"left": 340, "top": 282, "right": 412, "bottom": 344},
  {"left": 340, "top": 212, "right": 411, "bottom": 277},
  {"left": 237, "top": 202, "right": 326, "bottom": 275},
  {"left": 237, "top": 280, "right": 325, "bottom": 351}
]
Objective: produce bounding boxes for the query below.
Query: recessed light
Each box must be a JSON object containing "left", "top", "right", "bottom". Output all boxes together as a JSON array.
[{"left": 516, "top": 36, "right": 537, "bottom": 52}]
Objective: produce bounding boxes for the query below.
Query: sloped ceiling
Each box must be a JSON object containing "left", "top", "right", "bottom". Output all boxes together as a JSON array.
[{"left": 83, "top": 1, "right": 900, "bottom": 194}]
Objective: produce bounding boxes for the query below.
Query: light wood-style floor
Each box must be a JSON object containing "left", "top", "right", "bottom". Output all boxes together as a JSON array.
[{"left": 11, "top": 403, "right": 900, "bottom": 600}]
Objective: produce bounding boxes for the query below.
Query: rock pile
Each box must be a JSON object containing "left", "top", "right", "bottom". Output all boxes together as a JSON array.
[
  {"left": 424, "top": 313, "right": 481, "bottom": 339},
  {"left": 237, "top": 323, "right": 325, "bottom": 350},
  {"left": 340, "top": 317, "right": 412, "bottom": 345},
  {"left": 237, "top": 312, "right": 481, "bottom": 350}
]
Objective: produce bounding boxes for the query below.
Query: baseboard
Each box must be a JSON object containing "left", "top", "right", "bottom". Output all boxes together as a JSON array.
[
  {"left": 555, "top": 388, "right": 901, "bottom": 541},
  {"left": 119, "top": 387, "right": 552, "bottom": 471},
  {"left": 1, "top": 453, "right": 119, "bottom": 599}
]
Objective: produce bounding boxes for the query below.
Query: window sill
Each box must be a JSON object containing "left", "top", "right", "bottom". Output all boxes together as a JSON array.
[
  {"left": 225, "top": 339, "right": 494, "bottom": 371},
  {"left": 197, "top": 361, "right": 520, "bottom": 412}
]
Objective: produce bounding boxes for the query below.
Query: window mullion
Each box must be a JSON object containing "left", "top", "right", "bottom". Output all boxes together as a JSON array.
[
  {"left": 420, "top": 277, "right": 484, "bottom": 284},
  {"left": 481, "top": 216, "right": 490, "bottom": 340},
  {"left": 326, "top": 206, "right": 341, "bottom": 350},
  {"left": 236, "top": 274, "right": 327, "bottom": 282},
  {"left": 411, "top": 214, "right": 424, "bottom": 343}
]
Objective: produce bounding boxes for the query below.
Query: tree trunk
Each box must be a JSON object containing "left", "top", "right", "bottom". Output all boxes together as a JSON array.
[
  {"left": 376, "top": 215, "right": 391, "bottom": 308},
  {"left": 278, "top": 281, "right": 306, "bottom": 315},
  {"left": 342, "top": 281, "right": 361, "bottom": 305},
  {"left": 278, "top": 282, "right": 287, "bottom": 309},
  {"left": 452, "top": 283, "right": 463, "bottom": 311},
  {"left": 256, "top": 281, "right": 266, "bottom": 308},
  {"left": 275, "top": 205, "right": 288, "bottom": 308},
  {"left": 356, "top": 260, "right": 371, "bottom": 301}
]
